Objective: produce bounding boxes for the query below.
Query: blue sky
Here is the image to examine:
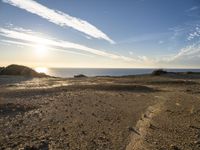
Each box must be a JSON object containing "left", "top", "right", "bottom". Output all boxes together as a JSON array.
[{"left": 0, "top": 0, "right": 200, "bottom": 68}]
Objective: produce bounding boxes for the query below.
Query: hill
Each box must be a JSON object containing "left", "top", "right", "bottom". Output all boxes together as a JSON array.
[{"left": 0, "top": 64, "right": 48, "bottom": 77}]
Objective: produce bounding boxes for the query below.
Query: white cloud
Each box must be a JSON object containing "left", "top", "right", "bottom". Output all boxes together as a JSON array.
[
  {"left": 187, "top": 26, "right": 200, "bottom": 41},
  {"left": 3, "top": 27, "right": 199, "bottom": 68},
  {"left": 129, "top": 51, "right": 134, "bottom": 55},
  {"left": 0, "top": 39, "right": 94, "bottom": 57},
  {"left": 173, "top": 44, "right": 200, "bottom": 60},
  {"left": 187, "top": 6, "right": 199, "bottom": 12},
  {"left": 158, "top": 40, "right": 164, "bottom": 44},
  {"left": 160, "top": 43, "right": 200, "bottom": 63},
  {"left": 85, "top": 36, "right": 92, "bottom": 40},
  {"left": 118, "top": 32, "right": 169, "bottom": 44},
  {"left": 0, "top": 27, "right": 133, "bottom": 61},
  {"left": 137, "top": 56, "right": 148, "bottom": 61},
  {"left": 2, "top": 0, "right": 115, "bottom": 44}
]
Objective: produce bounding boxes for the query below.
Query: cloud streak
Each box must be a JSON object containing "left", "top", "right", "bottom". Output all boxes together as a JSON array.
[
  {"left": 2, "top": 0, "right": 114, "bottom": 44},
  {"left": 2, "top": 27, "right": 199, "bottom": 68},
  {"left": 0, "top": 39, "right": 94, "bottom": 57},
  {"left": 0, "top": 27, "right": 133, "bottom": 61},
  {"left": 172, "top": 43, "right": 200, "bottom": 60},
  {"left": 158, "top": 43, "right": 200, "bottom": 65},
  {"left": 186, "top": 6, "right": 199, "bottom": 12}
]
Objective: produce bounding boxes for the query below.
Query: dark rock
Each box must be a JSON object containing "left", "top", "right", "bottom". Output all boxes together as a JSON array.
[
  {"left": 170, "top": 145, "right": 180, "bottom": 150},
  {"left": 149, "top": 123, "right": 158, "bottom": 130},
  {"left": 0, "top": 67, "right": 5, "bottom": 73},
  {"left": 62, "top": 127, "right": 66, "bottom": 132},
  {"left": 186, "top": 71, "right": 200, "bottom": 75},
  {"left": 0, "top": 64, "right": 48, "bottom": 77},
  {"left": 189, "top": 125, "right": 200, "bottom": 130},
  {"left": 74, "top": 74, "right": 87, "bottom": 78},
  {"left": 152, "top": 69, "right": 167, "bottom": 76},
  {"left": 24, "top": 141, "right": 49, "bottom": 150},
  {"left": 82, "top": 131, "right": 87, "bottom": 135},
  {"left": 128, "top": 127, "right": 140, "bottom": 135}
]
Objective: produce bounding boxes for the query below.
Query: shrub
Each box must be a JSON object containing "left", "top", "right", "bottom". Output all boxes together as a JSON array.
[
  {"left": 74, "top": 74, "right": 87, "bottom": 78},
  {"left": 152, "top": 69, "right": 167, "bottom": 76}
]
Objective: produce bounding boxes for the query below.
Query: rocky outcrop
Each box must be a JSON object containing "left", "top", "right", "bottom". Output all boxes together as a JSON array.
[
  {"left": 0, "top": 64, "right": 48, "bottom": 77},
  {"left": 152, "top": 69, "right": 167, "bottom": 76},
  {"left": 0, "top": 67, "right": 4, "bottom": 73},
  {"left": 74, "top": 74, "right": 87, "bottom": 78}
]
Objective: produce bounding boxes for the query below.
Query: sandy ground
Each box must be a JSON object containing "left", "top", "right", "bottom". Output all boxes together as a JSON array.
[{"left": 0, "top": 74, "right": 200, "bottom": 150}]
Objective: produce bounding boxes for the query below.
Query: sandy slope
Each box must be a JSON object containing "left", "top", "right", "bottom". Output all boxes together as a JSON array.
[{"left": 0, "top": 75, "right": 200, "bottom": 149}]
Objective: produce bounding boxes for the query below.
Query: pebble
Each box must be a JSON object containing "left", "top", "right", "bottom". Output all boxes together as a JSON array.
[{"left": 170, "top": 144, "right": 180, "bottom": 150}]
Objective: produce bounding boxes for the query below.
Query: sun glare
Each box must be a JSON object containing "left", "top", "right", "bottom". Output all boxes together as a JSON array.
[
  {"left": 35, "top": 67, "right": 48, "bottom": 74},
  {"left": 34, "top": 44, "right": 48, "bottom": 57}
]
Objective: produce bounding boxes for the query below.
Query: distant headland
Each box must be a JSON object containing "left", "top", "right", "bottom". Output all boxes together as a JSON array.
[{"left": 0, "top": 64, "right": 49, "bottom": 77}]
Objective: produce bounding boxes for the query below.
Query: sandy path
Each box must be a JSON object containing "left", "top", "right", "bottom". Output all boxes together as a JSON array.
[
  {"left": 127, "top": 82, "right": 200, "bottom": 150},
  {"left": 126, "top": 96, "right": 165, "bottom": 150}
]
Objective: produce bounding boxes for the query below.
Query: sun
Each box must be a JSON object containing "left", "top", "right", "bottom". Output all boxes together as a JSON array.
[
  {"left": 34, "top": 44, "right": 48, "bottom": 57},
  {"left": 35, "top": 67, "right": 48, "bottom": 74}
]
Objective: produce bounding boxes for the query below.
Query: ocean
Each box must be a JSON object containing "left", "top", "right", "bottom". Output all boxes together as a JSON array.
[{"left": 46, "top": 68, "right": 200, "bottom": 78}]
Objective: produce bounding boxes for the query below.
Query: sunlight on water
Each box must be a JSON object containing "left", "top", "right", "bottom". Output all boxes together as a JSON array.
[{"left": 35, "top": 67, "right": 48, "bottom": 74}]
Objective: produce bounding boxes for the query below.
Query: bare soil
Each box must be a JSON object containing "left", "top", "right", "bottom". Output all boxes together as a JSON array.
[{"left": 0, "top": 74, "right": 200, "bottom": 150}]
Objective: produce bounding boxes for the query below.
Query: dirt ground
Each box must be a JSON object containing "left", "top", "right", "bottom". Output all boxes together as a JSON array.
[{"left": 0, "top": 74, "right": 200, "bottom": 150}]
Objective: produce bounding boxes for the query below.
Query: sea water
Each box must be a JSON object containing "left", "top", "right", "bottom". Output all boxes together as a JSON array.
[{"left": 46, "top": 68, "right": 200, "bottom": 78}]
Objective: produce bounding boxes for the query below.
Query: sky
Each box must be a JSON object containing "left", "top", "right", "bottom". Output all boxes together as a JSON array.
[{"left": 0, "top": 0, "right": 200, "bottom": 68}]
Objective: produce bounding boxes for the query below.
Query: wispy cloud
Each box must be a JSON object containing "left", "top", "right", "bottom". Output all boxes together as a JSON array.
[
  {"left": 118, "top": 32, "right": 169, "bottom": 44},
  {"left": 2, "top": 27, "right": 199, "bottom": 68},
  {"left": 169, "top": 25, "right": 189, "bottom": 40},
  {"left": 158, "top": 40, "right": 164, "bottom": 44},
  {"left": 159, "top": 42, "right": 200, "bottom": 64},
  {"left": 186, "top": 6, "right": 199, "bottom": 12},
  {"left": 187, "top": 26, "right": 200, "bottom": 41},
  {"left": 0, "top": 27, "right": 132, "bottom": 61},
  {"left": 172, "top": 43, "right": 200, "bottom": 60},
  {"left": 2, "top": 0, "right": 115, "bottom": 44},
  {"left": 0, "top": 39, "right": 94, "bottom": 57},
  {"left": 169, "top": 21, "right": 200, "bottom": 42}
]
